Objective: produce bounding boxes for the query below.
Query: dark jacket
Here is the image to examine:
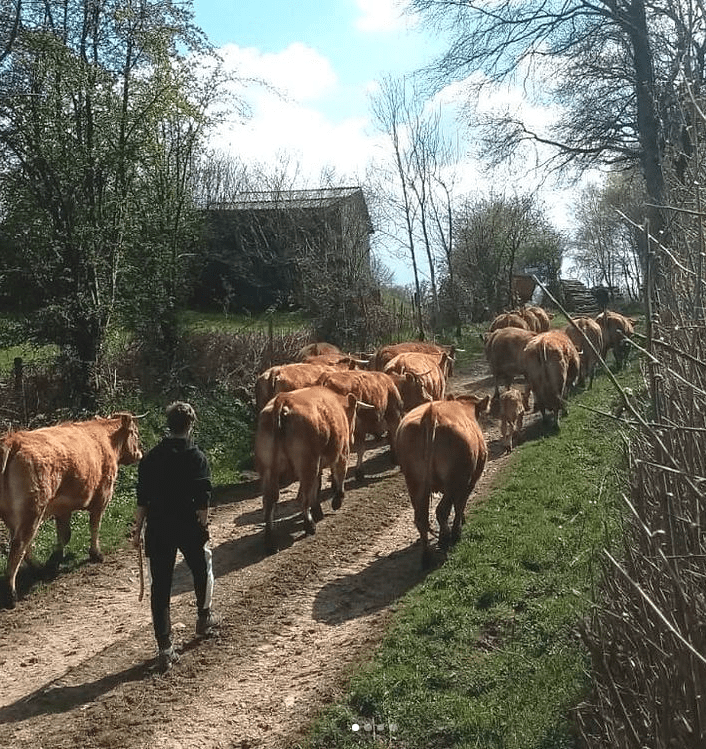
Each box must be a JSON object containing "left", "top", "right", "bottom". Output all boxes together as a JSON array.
[{"left": 137, "top": 437, "right": 212, "bottom": 544}]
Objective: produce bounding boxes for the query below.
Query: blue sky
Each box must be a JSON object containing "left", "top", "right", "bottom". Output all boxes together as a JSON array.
[{"left": 189, "top": 0, "right": 585, "bottom": 285}]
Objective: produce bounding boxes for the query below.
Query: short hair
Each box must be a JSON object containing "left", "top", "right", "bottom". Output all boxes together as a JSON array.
[{"left": 166, "top": 401, "right": 196, "bottom": 434}]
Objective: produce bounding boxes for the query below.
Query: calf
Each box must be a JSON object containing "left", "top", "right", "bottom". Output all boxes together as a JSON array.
[
  {"left": 521, "top": 330, "right": 580, "bottom": 427},
  {"left": 298, "top": 342, "right": 341, "bottom": 360},
  {"left": 317, "top": 369, "right": 403, "bottom": 478},
  {"left": 254, "top": 386, "right": 360, "bottom": 553},
  {"left": 395, "top": 394, "right": 490, "bottom": 567},
  {"left": 499, "top": 388, "right": 525, "bottom": 453},
  {"left": 0, "top": 413, "right": 142, "bottom": 607}
]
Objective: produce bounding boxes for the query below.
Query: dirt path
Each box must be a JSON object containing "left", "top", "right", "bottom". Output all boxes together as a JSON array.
[{"left": 0, "top": 361, "right": 536, "bottom": 749}]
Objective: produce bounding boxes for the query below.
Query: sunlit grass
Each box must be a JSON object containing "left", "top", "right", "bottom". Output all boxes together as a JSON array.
[{"left": 306, "top": 362, "right": 643, "bottom": 749}]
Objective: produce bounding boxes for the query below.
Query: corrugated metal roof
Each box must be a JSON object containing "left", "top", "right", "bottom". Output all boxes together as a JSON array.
[{"left": 208, "top": 186, "right": 364, "bottom": 211}]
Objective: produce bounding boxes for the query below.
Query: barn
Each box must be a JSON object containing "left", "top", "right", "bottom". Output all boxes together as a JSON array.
[{"left": 195, "top": 186, "right": 374, "bottom": 312}]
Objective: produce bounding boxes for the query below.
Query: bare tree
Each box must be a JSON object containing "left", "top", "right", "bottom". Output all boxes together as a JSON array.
[
  {"left": 370, "top": 75, "right": 462, "bottom": 338},
  {"left": 410, "top": 0, "right": 693, "bottom": 244}
]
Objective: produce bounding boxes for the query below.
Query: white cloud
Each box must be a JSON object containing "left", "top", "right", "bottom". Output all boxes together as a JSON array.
[
  {"left": 219, "top": 42, "right": 337, "bottom": 102},
  {"left": 354, "top": 0, "right": 415, "bottom": 33},
  {"left": 208, "top": 43, "right": 381, "bottom": 182}
]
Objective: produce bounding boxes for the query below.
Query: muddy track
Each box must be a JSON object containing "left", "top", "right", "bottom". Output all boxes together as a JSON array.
[{"left": 0, "top": 362, "right": 532, "bottom": 749}]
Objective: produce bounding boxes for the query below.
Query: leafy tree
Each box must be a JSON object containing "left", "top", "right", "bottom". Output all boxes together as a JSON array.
[
  {"left": 0, "top": 0, "right": 223, "bottom": 406},
  {"left": 449, "top": 192, "right": 562, "bottom": 320},
  {"left": 569, "top": 172, "right": 646, "bottom": 301}
]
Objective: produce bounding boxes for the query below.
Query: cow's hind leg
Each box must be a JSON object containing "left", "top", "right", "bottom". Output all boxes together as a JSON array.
[
  {"left": 262, "top": 477, "right": 280, "bottom": 554},
  {"left": 435, "top": 492, "right": 454, "bottom": 551},
  {"left": 411, "top": 490, "right": 433, "bottom": 568},
  {"left": 310, "top": 472, "right": 324, "bottom": 522},
  {"left": 330, "top": 454, "right": 348, "bottom": 511},
  {"left": 298, "top": 457, "right": 322, "bottom": 535},
  {"left": 4, "top": 514, "right": 44, "bottom": 608}
]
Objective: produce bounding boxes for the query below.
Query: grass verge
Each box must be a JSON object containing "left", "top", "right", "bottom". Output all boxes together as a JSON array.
[{"left": 306, "top": 363, "right": 640, "bottom": 749}]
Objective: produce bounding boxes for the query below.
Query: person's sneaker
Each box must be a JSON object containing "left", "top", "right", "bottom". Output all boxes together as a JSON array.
[
  {"left": 157, "top": 644, "right": 180, "bottom": 673},
  {"left": 196, "top": 610, "right": 218, "bottom": 637}
]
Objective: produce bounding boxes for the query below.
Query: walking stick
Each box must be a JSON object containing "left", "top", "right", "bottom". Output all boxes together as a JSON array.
[{"left": 137, "top": 535, "right": 145, "bottom": 603}]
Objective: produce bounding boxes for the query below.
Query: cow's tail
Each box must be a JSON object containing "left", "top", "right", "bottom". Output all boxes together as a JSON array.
[
  {"left": 0, "top": 441, "right": 14, "bottom": 476},
  {"left": 421, "top": 404, "right": 437, "bottom": 504}
]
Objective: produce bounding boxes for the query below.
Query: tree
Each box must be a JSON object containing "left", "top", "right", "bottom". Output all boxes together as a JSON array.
[
  {"left": 370, "top": 75, "right": 460, "bottom": 338},
  {"left": 410, "top": 0, "right": 697, "bottom": 245},
  {"left": 570, "top": 172, "right": 646, "bottom": 301},
  {"left": 450, "top": 192, "right": 562, "bottom": 320},
  {"left": 0, "top": 0, "right": 223, "bottom": 405}
]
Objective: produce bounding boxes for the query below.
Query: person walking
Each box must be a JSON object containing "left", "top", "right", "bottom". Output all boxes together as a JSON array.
[{"left": 133, "top": 401, "right": 216, "bottom": 672}]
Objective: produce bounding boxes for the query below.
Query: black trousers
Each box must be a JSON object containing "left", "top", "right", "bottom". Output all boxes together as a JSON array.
[{"left": 146, "top": 522, "right": 212, "bottom": 650}]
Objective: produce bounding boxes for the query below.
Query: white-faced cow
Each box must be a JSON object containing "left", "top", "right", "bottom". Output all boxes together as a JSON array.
[
  {"left": 317, "top": 369, "right": 404, "bottom": 478},
  {"left": 521, "top": 330, "right": 580, "bottom": 427},
  {"left": 395, "top": 393, "right": 490, "bottom": 567},
  {"left": 254, "top": 385, "right": 362, "bottom": 553},
  {"left": 565, "top": 316, "right": 603, "bottom": 389},
  {"left": 482, "top": 326, "right": 536, "bottom": 399},
  {"left": 0, "top": 413, "right": 142, "bottom": 607}
]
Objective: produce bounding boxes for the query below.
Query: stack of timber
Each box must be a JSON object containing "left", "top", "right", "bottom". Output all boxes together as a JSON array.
[{"left": 560, "top": 279, "right": 600, "bottom": 316}]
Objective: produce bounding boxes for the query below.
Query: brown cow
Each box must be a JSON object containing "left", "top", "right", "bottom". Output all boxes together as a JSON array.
[
  {"left": 512, "top": 307, "right": 542, "bottom": 332},
  {"left": 297, "top": 342, "right": 341, "bottom": 360},
  {"left": 595, "top": 310, "right": 636, "bottom": 369},
  {"left": 488, "top": 312, "right": 530, "bottom": 332},
  {"left": 0, "top": 413, "right": 142, "bottom": 607},
  {"left": 482, "top": 327, "right": 536, "bottom": 398},
  {"left": 254, "top": 386, "right": 361, "bottom": 553},
  {"left": 303, "top": 353, "right": 369, "bottom": 369},
  {"left": 383, "top": 351, "right": 449, "bottom": 407},
  {"left": 500, "top": 388, "right": 525, "bottom": 453},
  {"left": 395, "top": 394, "right": 490, "bottom": 567},
  {"left": 527, "top": 306, "right": 552, "bottom": 332},
  {"left": 373, "top": 342, "right": 457, "bottom": 376},
  {"left": 317, "top": 369, "right": 404, "bottom": 479},
  {"left": 254, "top": 362, "right": 336, "bottom": 412},
  {"left": 565, "top": 316, "right": 603, "bottom": 389},
  {"left": 521, "top": 330, "right": 580, "bottom": 427}
]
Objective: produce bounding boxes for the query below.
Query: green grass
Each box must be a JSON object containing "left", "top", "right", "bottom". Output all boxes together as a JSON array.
[
  {"left": 306, "top": 363, "right": 641, "bottom": 749},
  {"left": 179, "top": 308, "right": 312, "bottom": 334}
]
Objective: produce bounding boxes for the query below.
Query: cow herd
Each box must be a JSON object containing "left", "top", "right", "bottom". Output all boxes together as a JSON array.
[{"left": 0, "top": 306, "right": 637, "bottom": 606}]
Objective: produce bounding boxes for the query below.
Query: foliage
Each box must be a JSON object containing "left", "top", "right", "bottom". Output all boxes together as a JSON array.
[
  {"left": 568, "top": 172, "right": 646, "bottom": 300},
  {"left": 307, "top": 365, "right": 641, "bottom": 749},
  {"left": 449, "top": 192, "right": 563, "bottom": 320},
  {"left": 0, "top": 0, "right": 225, "bottom": 407}
]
